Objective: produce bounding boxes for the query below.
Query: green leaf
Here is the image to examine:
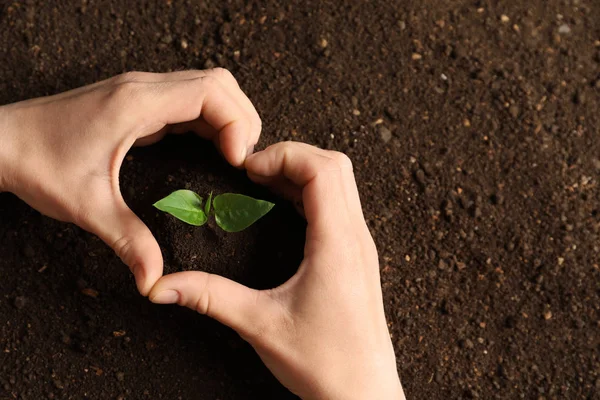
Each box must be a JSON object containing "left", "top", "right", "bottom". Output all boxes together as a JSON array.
[
  {"left": 205, "top": 191, "right": 213, "bottom": 216},
  {"left": 213, "top": 193, "right": 274, "bottom": 232},
  {"left": 153, "top": 190, "right": 208, "bottom": 226}
]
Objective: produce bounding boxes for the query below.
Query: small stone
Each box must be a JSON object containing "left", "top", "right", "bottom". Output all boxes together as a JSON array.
[
  {"left": 398, "top": 20, "right": 406, "bottom": 30},
  {"left": 500, "top": 15, "right": 510, "bottom": 23},
  {"left": 463, "top": 339, "right": 474, "bottom": 349},
  {"left": 319, "top": 38, "right": 328, "bottom": 48},
  {"left": 463, "top": 119, "right": 471, "bottom": 127},
  {"left": 203, "top": 59, "right": 215, "bottom": 69},
  {"left": 415, "top": 169, "right": 426, "bottom": 185},
  {"left": 161, "top": 34, "right": 173, "bottom": 44},
  {"left": 557, "top": 257, "right": 564, "bottom": 266},
  {"left": 352, "top": 109, "right": 361, "bottom": 116},
  {"left": 438, "top": 259, "right": 448, "bottom": 270},
  {"left": 456, "top": 261, "right": 467, "bottom": 270},
  {"left": 180, "top": 39, "right": 188, "bottom": 49},
  {"left": 509, "top": 105, "right": 520, "bottom": 118},
  {"left": 13, "top": 296, "right": 27, "bottom": 310},
  {"left": 379, "top": 126, "right": 393, "bottom": 143},
  {"left": 543, "top": 311, "right": 552, "bottom": 320},
  {"left": 81, "top": 288, "right": 99, "bottom": 298},
  {"left": 411, "top": 53, "right": 422, "bottom": 60},
  {"left": 558, "top": 24, "right": 571, "bottom": 34}
]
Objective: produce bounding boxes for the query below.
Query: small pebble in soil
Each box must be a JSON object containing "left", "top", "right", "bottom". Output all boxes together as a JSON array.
[
  {"left": 415, "top": 169, "right": 426, "bottom": 185},
  {"left": 379, "top": 126, "right": 392, "bottom": 143},
  {"left": 558, "top": 24, "right": 571, "bottom": 34},
  {"left": 13, "top": 296, "right": 27, "bottom": 310},
  {"left": 81, "top": 288, "right": 99, "bottom": 298},
  {"left": 500, "top": 15, "right": 510, "bottom": 23},
  {"left": 544, "top": 311, "right": 552, "bottom": 320}
]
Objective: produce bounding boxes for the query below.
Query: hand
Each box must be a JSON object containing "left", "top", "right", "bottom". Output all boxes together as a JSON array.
[
  {"left": 149, "top": 142, "right": 405, "bottom": 399},
  {"left": 0, "top": 69, "right": 261, "bottom": 295}
]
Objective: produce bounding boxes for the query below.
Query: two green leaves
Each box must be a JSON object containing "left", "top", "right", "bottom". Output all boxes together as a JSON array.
[{"left": 153, "top": 190, "right": 274, "bottom": 232}]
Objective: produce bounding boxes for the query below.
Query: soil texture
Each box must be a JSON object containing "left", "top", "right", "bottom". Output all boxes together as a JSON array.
[{"left": 1, "top": 0, "right": 600, "bottom": 399}]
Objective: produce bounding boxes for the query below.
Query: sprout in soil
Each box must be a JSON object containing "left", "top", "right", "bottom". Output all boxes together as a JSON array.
[{"left": 153, "top": 190, "right": 274, "bottom": 232}]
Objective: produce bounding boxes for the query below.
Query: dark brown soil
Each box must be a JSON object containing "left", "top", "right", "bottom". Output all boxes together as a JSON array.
[{"left": 1, "top": 1, "right": 599, "bottom": 399}]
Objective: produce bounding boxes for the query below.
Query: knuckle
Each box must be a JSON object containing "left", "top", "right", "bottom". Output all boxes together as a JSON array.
[
  {"left": 195, "top": 289, "right": 211, "bottom": 316},
  {"left": 327, "top": 151, "right": 353, "bottom": 170},
  {"left": 114, "top": 71, "right": 144, "bottom": 84},
  {"left": 210, "top": 67, "right": 237, "bottom": 84},
  {"left": 112, "top": 235, "right": 134, "bottom": 266},
  {"left": 108, "top": 80, "right": 142, "bottom": 104},
  {"left": 196, "top": 74, "right": 219, "bottom": 89},
  {"left": 319, "top": 156, "right": 343, "bottom": 174},
  {"left": 194, "top": 274, "right": 213, "bottom": 316}
]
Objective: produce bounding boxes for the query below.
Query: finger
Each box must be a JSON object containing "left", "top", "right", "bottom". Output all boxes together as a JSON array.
[
  {"left": 149, "top": 271, "right": 267, "bottom": 339},
  {"left": 146, "top": 69, "right": 260, "bottom": 134},
  {"left": 247, "top": 173, "right": 303, "bottom": 211},
  {"left": 245, "top": 142, "right": 363, "bottom": 237},
  {"left": 86, "top": 199, "right": 163, "bottom": 296},
  {"left": 122, "top": 69, "right": 261, "bottom": 153},
  {"left": 133, "top": 77, "right": 256, "bottom": 167},
  {"left": 114, "top": 69, "right": 258, "bottom": 123}
]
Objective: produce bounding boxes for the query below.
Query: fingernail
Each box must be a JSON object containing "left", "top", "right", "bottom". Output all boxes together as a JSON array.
[
  {"left": 246, "top": 144, "right": 255, "bottom": 157},
  {"left": 151, "top": 290, "right": 179, "bottom": 305},
  {"left": 240, "top": 146, "right": 247, "bottom": 162}
]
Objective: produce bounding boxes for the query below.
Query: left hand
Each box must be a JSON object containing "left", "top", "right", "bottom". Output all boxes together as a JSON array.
[{"left": 0, "top": 69, "right": 261, "bottom": 295}]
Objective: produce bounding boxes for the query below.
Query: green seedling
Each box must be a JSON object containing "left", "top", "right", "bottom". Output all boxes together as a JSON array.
[{"left": 153, "top": 189, "right": 274, "bottom": 232}]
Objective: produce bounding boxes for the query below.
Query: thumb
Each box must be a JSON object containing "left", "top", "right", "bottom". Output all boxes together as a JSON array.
[
  {"left": 88, "top": 199, "right": 163, "bottom": 296},
  {"left": 149, "top": 271, "right": 266, "bottom": 339}
]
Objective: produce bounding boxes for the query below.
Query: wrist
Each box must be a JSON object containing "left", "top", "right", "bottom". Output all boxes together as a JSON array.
[{"left": 0, "top": 104, "right": 18, "bottom": 192}]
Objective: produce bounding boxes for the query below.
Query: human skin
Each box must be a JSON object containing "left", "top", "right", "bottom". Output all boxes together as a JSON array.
[
  {"left": 0, "top": 69, "right": 261, "bottom": 295},
  {"left": 150, "top": 142, "right": 406, "bottom": 399},
  {"left": 0, "top": 70, "right": 405, "bottom": 399}
]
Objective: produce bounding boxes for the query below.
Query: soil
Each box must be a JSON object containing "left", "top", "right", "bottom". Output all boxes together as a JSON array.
[{"left": 1, "top": 1, "right": 599, "bottom": 399}]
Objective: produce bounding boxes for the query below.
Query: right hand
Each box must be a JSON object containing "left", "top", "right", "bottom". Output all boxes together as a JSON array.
[{"left": 149, "top": 142, "right": 405, "bottom": 399}]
